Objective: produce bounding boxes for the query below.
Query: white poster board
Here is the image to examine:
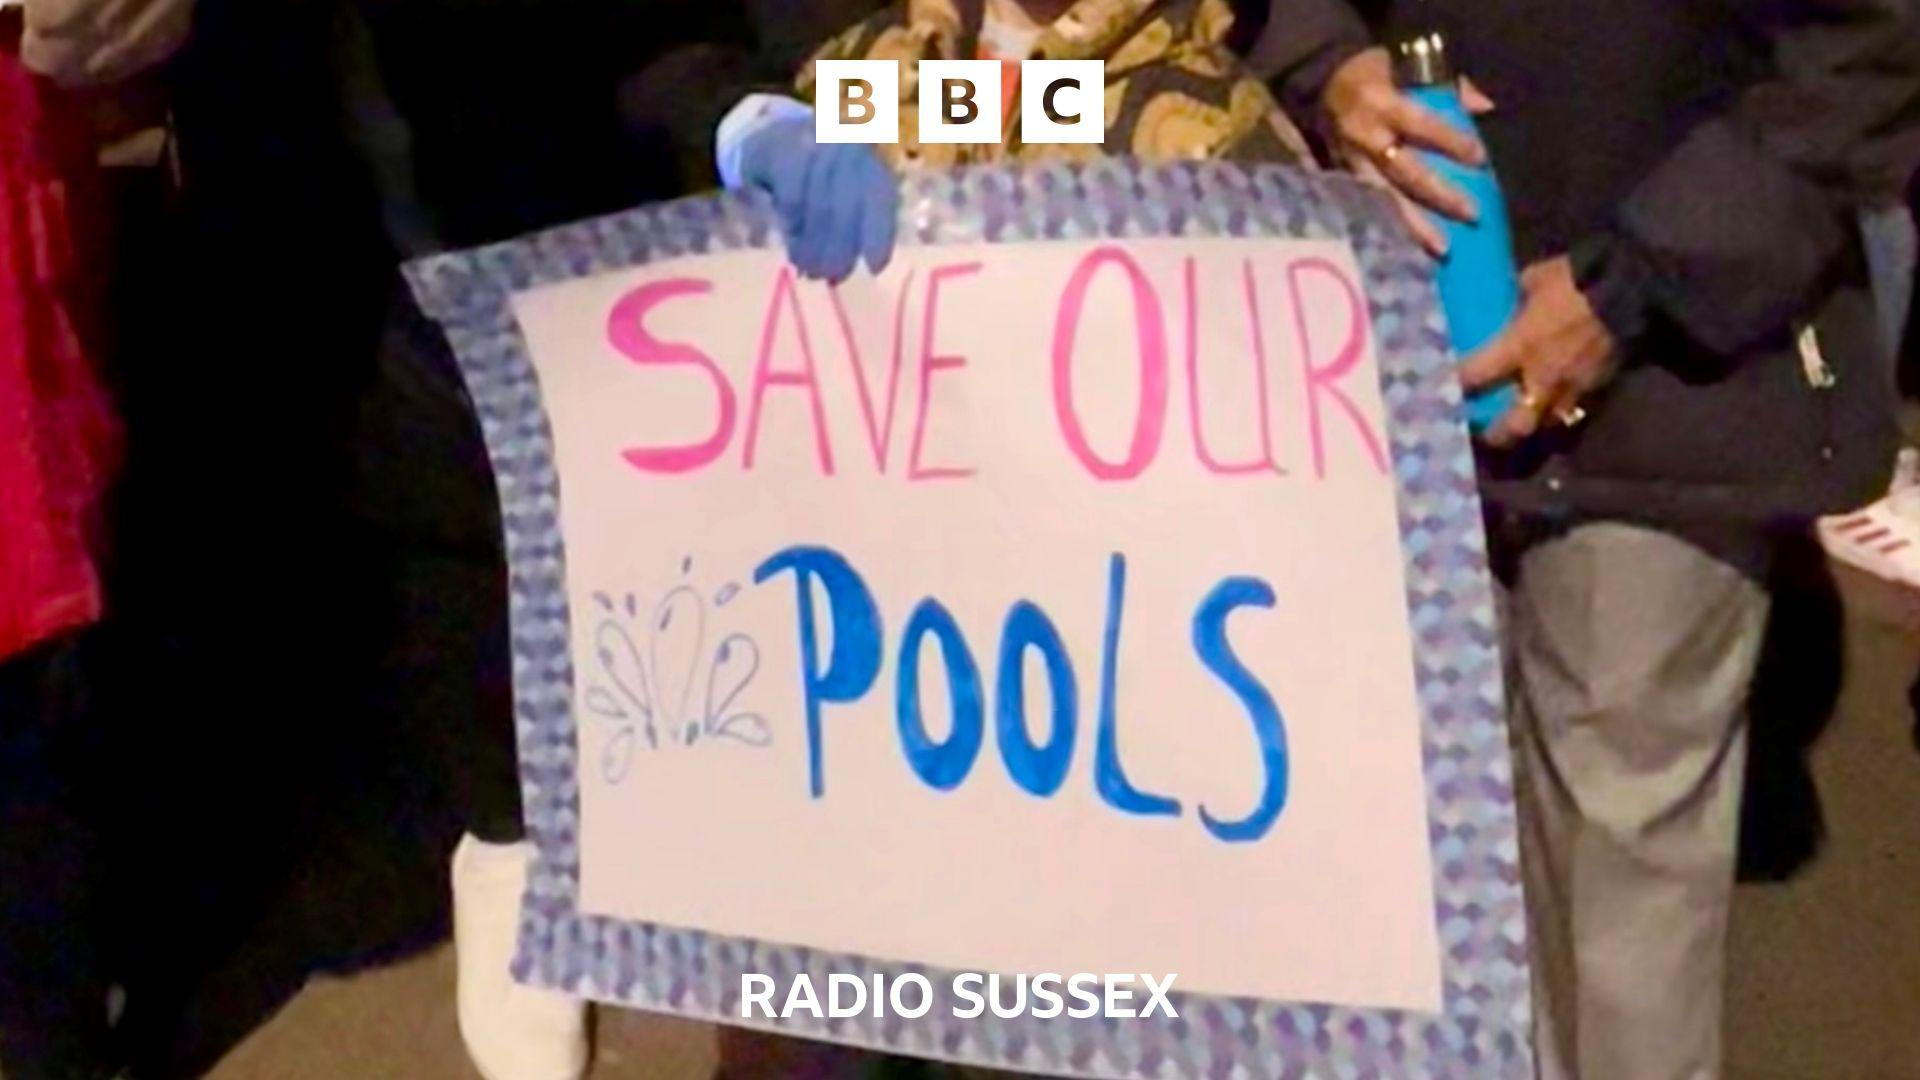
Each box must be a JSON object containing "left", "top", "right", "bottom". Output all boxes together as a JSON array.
[{"left": 509, "top": 236, "right": 1440, "bottom": 1011}]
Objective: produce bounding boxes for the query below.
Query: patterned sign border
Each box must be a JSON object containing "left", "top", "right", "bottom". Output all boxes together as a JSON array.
[{"left": 405, "top": 160, "right": 1529, "bottom": 1079}]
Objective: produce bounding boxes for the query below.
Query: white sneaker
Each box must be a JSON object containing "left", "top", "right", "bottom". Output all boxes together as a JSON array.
[
  {"left": 451, "top": 834, "right": 589, "bottom": 1080},
  {"left": 1818, "top": 448, "right": 1920, "bottom": 588}
]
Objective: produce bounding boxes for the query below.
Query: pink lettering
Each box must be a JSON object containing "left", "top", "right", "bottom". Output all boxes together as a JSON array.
[
  {"left": 1286, "top": 257, "right": 1386, "bottom": 479},
  {"left": 908, "top": 261, "right": 982, "bottom": 482},
  {"left": 743, "top": 267, "right": 835, "bottom": 475},
  {"left": 606, "top": 277, "right": 736, "bottom": 474},
  {"left": 829, "top": 273, "right": 917, "bottom": 473},
  {"left": 1183, "top": 257, "right": 1281, "bottom": 476},
  {"left": 1051, "top": 245, "right": 1169, "bottom": 481}
]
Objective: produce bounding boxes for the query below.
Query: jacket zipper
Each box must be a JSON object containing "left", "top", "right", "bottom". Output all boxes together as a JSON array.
[{"left": 1798, "top": 322, "right": 1840, "bottom": 463}]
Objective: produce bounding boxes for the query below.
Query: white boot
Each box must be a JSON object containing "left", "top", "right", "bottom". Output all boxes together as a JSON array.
[{"left": 451, "top": 834, "right": 589, "bottom": 1080}]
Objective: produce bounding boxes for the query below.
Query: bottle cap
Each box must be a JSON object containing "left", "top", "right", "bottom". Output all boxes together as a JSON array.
[{"left": 1392, "top": 31, "right": 1455, "bottom": 87}]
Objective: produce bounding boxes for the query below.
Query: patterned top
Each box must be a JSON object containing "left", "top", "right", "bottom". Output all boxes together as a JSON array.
[{"left": 795, "top": 0, "right": 1316, "bottom": 171}]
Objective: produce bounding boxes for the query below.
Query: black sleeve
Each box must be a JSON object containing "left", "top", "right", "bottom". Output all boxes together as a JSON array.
[
  {"left": 1575, "top": 0, "right": 1920, "bottom": 356},
  {"left": 1239, "top": 0, "right": 1376, "bottom": 137},
  {"left": 616, "top": 0, "right": 890, "bottom": 194},
  {"left": 616, "top": 41, "right": 756, "bottom": 195}
]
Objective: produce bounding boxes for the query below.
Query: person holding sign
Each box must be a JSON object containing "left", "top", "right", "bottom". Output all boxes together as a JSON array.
[
  {"left": 704, "top": 3, "right": 1329, "bottom": 1075},
  {"left": 332, "top": 7, "right": 894, "bottom": 1079},
  {"left": 1245, "top": 2, "right": 1920, "bottom": 1077}
]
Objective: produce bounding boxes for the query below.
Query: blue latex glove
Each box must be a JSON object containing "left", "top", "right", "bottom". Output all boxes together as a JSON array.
[{"left": 736, "top": 115, "right": 898, "bottom": 283}]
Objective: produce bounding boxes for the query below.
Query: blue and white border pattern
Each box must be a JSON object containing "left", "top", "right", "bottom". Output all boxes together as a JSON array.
[{"left": 404, "top": 160, "right": 1529, "bottom": 1078}]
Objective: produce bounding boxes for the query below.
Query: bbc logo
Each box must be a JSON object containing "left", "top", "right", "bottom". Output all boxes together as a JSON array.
[{"left": 816, "top": 59, "right": 1104, "bottom": 145}]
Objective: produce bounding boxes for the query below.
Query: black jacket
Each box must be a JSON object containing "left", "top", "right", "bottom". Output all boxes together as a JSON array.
[
  {"left": 1250, "top": 0, "right": 1920, "bottom": 543},
  {"left": 344, "top": 0, "right": 885, "bottom": 251}
]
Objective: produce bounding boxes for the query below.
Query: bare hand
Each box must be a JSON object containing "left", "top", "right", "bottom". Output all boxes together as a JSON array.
[
  {"left": 1323, "top": 47, "right": 1492, "bottom": 255},
  {"left": 1459, "top": 256, "right": 1618, "bottom": 447}
]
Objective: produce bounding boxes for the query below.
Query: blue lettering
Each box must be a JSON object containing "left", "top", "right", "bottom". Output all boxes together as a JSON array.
[
  {"left": 753, "top": 545, "right": 883, "bottom": 797},
  {"left": 1192, "top": 577, "right": 1288, "bottom": 842},
  {"left": 896, "top": 598, "right": 985, "bottom": 790},
  {"left": 994, "top": 601, "right": 1077, "bottom": 797},
  {"left": 1093, "top": 553, "right": 1182, "bottom": 818},
  {"left": 754, "top": 547, "right": 1282, "bottom": 841}
]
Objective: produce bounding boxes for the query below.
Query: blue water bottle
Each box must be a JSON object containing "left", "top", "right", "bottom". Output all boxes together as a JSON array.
[{"left": 1394, "top": 31, "right": 1520, "bottom": 433}]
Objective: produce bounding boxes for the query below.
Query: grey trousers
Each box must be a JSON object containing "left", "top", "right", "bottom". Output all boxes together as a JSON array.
[
  {"left": 1862, "top": 203, "right": 1916, "bottom": 362},
  {"left": 1502, "top": 522, "right": 1772, "bottom": 1080}
]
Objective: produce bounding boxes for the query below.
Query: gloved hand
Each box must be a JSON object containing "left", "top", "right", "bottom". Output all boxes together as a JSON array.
[{"left": 737, "top": 114, "right": 898, "bottom": 283}]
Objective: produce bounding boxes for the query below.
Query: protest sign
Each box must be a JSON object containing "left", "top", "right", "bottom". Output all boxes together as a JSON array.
[{"left": 407, "top": 161, "right": 1529, "bottom": 1078}]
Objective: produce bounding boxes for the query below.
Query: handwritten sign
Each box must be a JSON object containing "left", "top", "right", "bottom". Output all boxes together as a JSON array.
[{"left": 407, "top": 162, "right": 1530, "bottom": 1078}]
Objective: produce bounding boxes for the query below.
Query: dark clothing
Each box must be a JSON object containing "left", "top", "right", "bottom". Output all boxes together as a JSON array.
[
  {"left": 89, "top": 4, "right": 467, "bottom": 1072},
  {"left": 341, "top": 275, "right": 522, "bottom": 840},
  {"left": 1906, "top": 168, "right": 1920, "bottom": 386},
  {"left": 1252, "top": 0, "right": 1920, "bottom": 548},
  {"left": 352, "top": 0, "right": 885, "bottom": 250},
  {"left": 0, "top": 638, "right": 113, "bottom": 1080},
  {"left": 351, "top": 0, "right": 733, "bottom": 249},
  {"left": 615, "top": 0, "right": 890, "bottom": 195}
]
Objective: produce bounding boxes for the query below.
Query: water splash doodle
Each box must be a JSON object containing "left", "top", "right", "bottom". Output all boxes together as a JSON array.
[{"left": 585, "top": 559, "right": 771, "bottom": 783}]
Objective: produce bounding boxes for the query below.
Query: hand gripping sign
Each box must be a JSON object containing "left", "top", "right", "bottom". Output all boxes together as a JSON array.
[{"left": 405, "top": 161, "right": 1530, "bottom": 1079}]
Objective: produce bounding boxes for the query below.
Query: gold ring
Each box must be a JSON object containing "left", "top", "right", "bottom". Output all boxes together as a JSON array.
[{"left": 1557, "top": 405, "right": 1588, "bottom": 428}]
